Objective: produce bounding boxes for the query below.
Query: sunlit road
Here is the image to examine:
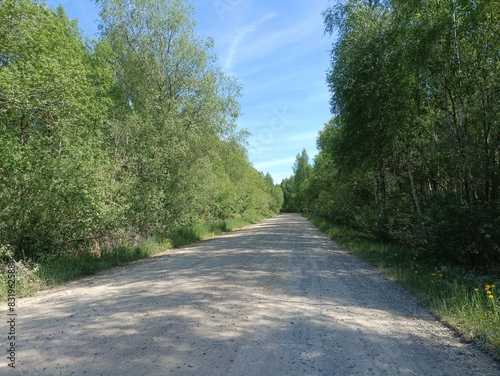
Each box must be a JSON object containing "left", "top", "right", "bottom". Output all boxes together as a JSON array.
[{"left": 2, "top": 214, "right": 498, "bottom": 375}]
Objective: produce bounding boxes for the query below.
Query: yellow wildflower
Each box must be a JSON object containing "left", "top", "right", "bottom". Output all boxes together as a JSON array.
[
  {"left": 474, "top": 288, "right": 479, "bottom": 292},
  {"left": 488, "top": 295, "right": 494, "bottom": 299}
]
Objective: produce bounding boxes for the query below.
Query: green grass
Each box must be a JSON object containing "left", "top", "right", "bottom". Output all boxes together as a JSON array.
[
  {"left": 168, "top": 215, "right": 265, "bottom": 248},
  {"left": 0, "top": 215, "right": 268, "bottom": 300},
  {"left": 308, "top": 215, "right": 500, "bottom": 359},
  {"left": 36, "top": 238, "right": 165, "bottom": 284},
  {"left": 0, "top": 238, "right": 166, "bottom": 299}
]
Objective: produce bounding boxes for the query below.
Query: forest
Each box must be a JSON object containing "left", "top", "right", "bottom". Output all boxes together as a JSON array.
[
  {"left": 2, "top": 0, "right": 499, "bottom": 356},
  {"left": 283, "top": 0, "right": 499, "bottom": 266},
  {"left": 1, "top": 0, "right": 498, "bottom": 274},
  {"left": 0, "top": 0, "right": 283, "bottom": 263}
]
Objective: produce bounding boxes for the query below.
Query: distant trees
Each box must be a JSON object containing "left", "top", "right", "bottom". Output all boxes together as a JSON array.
[
  {"left": 287, "top": 0, "right": 500, "bottom": 265},
  {"left": 281, "top": 150, "right": 312, "bottom": 212},
  {"left": 0, "top": 0, "right": 282, "bottom": 260}
]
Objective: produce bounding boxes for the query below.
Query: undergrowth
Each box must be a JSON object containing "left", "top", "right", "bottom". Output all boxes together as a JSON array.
[
  {"left": 308, "top": 215, "right": 500, "bottom": 360},
  {"left": 0, "top": 215, "right": 267, "bottom": 300}
]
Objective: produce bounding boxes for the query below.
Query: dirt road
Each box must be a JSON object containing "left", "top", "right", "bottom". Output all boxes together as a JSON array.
[{"left": 2, "top": 214, "right": 499, "bottom": 375}]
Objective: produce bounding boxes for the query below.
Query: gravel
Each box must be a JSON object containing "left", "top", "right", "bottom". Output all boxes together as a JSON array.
[{"left": 2, "top": 213, "right": 499, "bottom": 375}]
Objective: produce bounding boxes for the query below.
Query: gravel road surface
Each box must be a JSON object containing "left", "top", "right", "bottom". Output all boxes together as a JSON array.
[{"left": 2, "top": 214, "right": 499, "bottom": 375}]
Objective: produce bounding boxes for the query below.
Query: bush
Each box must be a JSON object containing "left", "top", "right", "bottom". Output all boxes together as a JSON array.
[{"left": 425, "top": 195, "right": 500, "bottom": 266}]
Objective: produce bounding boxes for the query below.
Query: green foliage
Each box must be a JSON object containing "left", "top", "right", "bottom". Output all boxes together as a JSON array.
[
  {"left": 167, "top": 215, "right": 266, "bottom": 248},
  {"left": 280, "top": 149, "right": 312, "bottom": 213},
  {"left": 0, "top": 0, "right": 283, "bottom": 266},
  {"left": 0, "top": 0, "right": 117, "bottom": 259},
  {"left": 35, "top": 239, "right": 164, "bottom": 284},
  {"left": 286, "top": 0, "right": 500, "bottom": 266},
  {"left": 0, "top": 245, "right": 43, "bottom": 298},
  {"left": 280, "top": 177, "right": 294, "bottom": 212},
  {"left": 95, "top": 0, "right": 280, "bottom": 234},
  {"left": 424, "top": 197, "right": 500, "bottom": 265}
]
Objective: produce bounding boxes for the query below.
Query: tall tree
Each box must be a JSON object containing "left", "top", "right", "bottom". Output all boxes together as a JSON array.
[
  {"left": 97, "top": 0, "right": 242, "bottom": 233},
  {"left": 0, "top": 0, "right": 116, "bottom": 258},
  {"left": 306, "top": 0, "right": 500, "bottom": 263},
  {"left": 0, "top": 0, "right": 283, "bottom": 262}
]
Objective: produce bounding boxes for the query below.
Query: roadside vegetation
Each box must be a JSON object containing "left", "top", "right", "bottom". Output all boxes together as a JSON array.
[
  {"left": 0, "top": 215, "right": 266, "bottom": 299},
  {"left": 0, "top": 0, "right": 283, "bottom": 298},
  {"left": 309, "top": 215, "right": 500, "bottom": 359},
  {"left": 282, "top": 0, "right": 499, "bottom": 359}
]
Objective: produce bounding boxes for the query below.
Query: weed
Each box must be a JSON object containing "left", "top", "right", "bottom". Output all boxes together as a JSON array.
[{"left": 0, "top": 244, "right": 45, "bottom": 298}]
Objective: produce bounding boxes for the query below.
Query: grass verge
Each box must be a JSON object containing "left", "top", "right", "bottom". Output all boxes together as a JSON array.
[
  {"left": 167, "top": 215, "right": 265, "bottom": 248},
  {"left": 0, "top": 215, "right": 267, "bottom": 300},
  {"left": 308, "top": 215, "right": 500, "bottom": 360}
]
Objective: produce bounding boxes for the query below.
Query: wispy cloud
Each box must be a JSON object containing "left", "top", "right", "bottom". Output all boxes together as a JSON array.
[
  {"left": 281, "top": 131, "right": 319, "bottom": 143},
  {"left": 253, "top": 157, "right": 296, "bottom": 171},
  {"left": 224, "top": 12, "right": 278, "bottom": 72},
  {"left": 231, "top": 9, "right": 327, "bottom": 68}
]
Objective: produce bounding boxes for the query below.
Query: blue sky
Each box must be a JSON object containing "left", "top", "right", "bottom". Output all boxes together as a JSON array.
[{"left": 46, "top": 0, "right": 335, "bottom": 183}]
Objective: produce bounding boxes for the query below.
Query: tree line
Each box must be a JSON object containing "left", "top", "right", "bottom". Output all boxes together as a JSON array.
[
  {"left": 284, "top": 0, "right": 499, "bottom": 265},
  {"left": 0, "top": 0, "right": 283, "bottom": 261}
]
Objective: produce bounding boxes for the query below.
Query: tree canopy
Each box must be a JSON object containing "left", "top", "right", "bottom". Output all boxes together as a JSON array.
[
  {"left": 0, "top": 0, "right": 283, "bottom": 260},
  {"left": 285, "top": 0, "right": 500, "bottom": 265}
]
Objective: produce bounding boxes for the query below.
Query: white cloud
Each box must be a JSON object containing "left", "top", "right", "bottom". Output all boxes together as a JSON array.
[
  {"left": 220, "top": 2, "right": 330, "bottom": 73},
  {"left": 224, "top": 12, "right": 278, "bottom": 71},
  {"left": 232, "top": 9, "right": 327, "bottom": 67},
  {"left": 253, "top": 157, "right": 296, "bottom": 171},
  {"left": 280, "top": 131, "right": 319, "bottom": 144}
]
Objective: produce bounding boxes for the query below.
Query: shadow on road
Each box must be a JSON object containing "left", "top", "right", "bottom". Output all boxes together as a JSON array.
[{"left": 8, "top": 214, "right": 498, "bottom": 375}]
